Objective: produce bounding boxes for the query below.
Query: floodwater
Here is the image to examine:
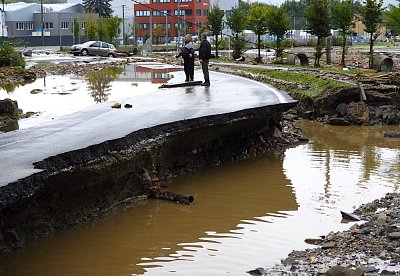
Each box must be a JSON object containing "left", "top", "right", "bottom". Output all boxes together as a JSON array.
[
  {"left": 1, "top": 121, "right": 399, "bottom": 275},
  {"left": 0, "top": 62, "right": 179, "bottom": 131}
]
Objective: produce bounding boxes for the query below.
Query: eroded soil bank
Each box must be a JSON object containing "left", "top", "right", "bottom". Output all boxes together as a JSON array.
[{"left": 0, "top": 103, "right": 302, "bottom": 254}]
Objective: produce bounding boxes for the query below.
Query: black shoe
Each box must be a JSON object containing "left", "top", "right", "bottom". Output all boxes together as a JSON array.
[
  {"left": 185, "top": 79, "right": 189, "bottom": 82},
  {"left": 190, "top": 78, "right": 194, "bottom": 81},
  {"left": 201, "top": 82, "right": 210, "bottom": 86}
]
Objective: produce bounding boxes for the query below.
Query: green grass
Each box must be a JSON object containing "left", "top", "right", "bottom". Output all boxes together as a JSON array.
[
  {"left": 35, "top": 61, "right": 57, "bottom": 68},
  {"left": 239, "top": 67, "right": 353, "bottom": 99}
]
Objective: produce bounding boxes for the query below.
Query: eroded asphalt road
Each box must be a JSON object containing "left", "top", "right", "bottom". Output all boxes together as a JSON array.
[{"left": 0, "top": 65, "right": 296, "bottom": 187}]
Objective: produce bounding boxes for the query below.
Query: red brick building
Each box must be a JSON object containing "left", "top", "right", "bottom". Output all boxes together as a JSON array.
[{"left": 133, "top": 0, "right": 210, "bottom": 44}]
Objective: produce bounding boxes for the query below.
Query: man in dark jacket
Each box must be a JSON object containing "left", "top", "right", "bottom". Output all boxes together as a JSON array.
[{"left": 198, "top": 32, "right": 212, "bottom": 86}]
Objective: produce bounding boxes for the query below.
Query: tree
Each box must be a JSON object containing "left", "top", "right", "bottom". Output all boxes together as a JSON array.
[
  {"left": 331, "top": 0, "right": 353, "bottom": 66},
  {"left": 73, "top": 17, "right": 80, "bottom": 44},
  {"left": 83, "top": 0, "right": 112, "bottom": 18},
  {"left": 361, "top": 0, "right": 384, "bottom": 68},
  {"left": 226, "top": 4, "right": 246, "bottom": 59},
  {"left": 266, "top": 5, "right": 290, "bottom": 61},
  {"left": 154, "top": 23, "right": 162, "bottom": 45},
  {"left": 206, "top": 4, "right": 224, "bottom": 58},
  {"left": 305, "top": 0, "right": 331, "bottom": 67},
  {"left": 385, "top": 0, "right": 400, "bottom": 36},
  {"left": 247, "top": 2, "right": 269, "bottom": 62},
  {"left": 84, "top": 13, "right": 99, "bottom": 40},
  {"left": 104, "top": 16, "right": 122, "bottom": 44}
]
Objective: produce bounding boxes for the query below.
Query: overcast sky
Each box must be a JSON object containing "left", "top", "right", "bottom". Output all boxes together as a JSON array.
[{"left": 252, "top": 0, "right": 397, "bottom": 8}]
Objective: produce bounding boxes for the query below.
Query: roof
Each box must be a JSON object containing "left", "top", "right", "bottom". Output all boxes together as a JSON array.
[
  {"left": 3, "top": 2, "right": 38, "bottom": 12},
  {"left": 43, "top": 3, "right": 80, "bottom": 12},
  {"left": 3, "top": 2, "right": 81, "bottom": 13}
]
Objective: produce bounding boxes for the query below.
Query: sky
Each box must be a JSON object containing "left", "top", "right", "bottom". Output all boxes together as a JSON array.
[{"left": 252, "top": 0, "right": 398, "bottom": 8}]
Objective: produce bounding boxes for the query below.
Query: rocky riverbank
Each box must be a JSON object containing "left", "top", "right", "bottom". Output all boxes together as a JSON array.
[{"left": 250, "top": 192, "right": 400, "bottom": 276}]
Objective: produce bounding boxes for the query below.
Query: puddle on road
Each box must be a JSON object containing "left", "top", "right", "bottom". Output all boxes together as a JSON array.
[{"left": 0, "top": 63, "right": 181, "bottom": 131}]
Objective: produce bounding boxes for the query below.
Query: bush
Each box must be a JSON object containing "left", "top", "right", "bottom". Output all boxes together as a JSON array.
[{"left": 0, "top": 43, "right": 26, "bottom": 68}]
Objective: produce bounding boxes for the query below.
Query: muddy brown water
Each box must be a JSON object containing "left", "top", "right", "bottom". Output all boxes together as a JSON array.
[{"left": 0, "top": 121, "right": 399, "bottom": 275}]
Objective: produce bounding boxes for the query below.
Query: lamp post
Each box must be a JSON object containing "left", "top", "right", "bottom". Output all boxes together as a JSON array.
[{"left": 122, "top": 4, "right": 125, "bottom": 45}]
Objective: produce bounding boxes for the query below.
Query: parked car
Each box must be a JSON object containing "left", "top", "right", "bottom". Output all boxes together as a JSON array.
[{"left": 70, "top": 41, "right": 119, "bottom": 57}]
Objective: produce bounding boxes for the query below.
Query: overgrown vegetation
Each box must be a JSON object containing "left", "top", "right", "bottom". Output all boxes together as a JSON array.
[
  {"left": 0, "top": 43, "right": 25, "bottom": 68},
  {"left": 238, "top": 67, "right": 353, "bottom": 99}
]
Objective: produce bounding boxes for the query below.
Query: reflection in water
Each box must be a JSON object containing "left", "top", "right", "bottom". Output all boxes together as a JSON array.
[
  {"left": 86, "top": 66, "right": 124, "bottom": 103},
  {"left": 0, "top": 82, "right": 23, "bottom": 94},
  {"left": 0, "top": 120, "right": 19, "bottom": 132},
  {"left": 295, "top": 121, "right": 400, "bottom": 199},
  {"left": 119, "top": 63, "right": 180, "bottom": 84}
]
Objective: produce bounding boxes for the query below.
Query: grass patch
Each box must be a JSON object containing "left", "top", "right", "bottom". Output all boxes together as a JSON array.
[
  {"left": 35, "top": 61, "right": 57, "bottom": 68},
  {"left": 239, "top": 67, "right": 353, "bottom": 99}
]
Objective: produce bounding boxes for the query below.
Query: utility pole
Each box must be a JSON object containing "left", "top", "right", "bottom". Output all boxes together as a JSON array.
[
  {"left": 132, "top": 2, "right": 136, "bottom": 46},
  {"left": 165, "top": 13, "right": 168, "bottom": 52},
  {"left": 41, "top": 0, "right": 44, "bottom": 46},
  {"left": 122, "top": 4, "right": 125, "bottom": 45},
  {"left": 177, "top": 0, "right": 180, "bottom": 52}
]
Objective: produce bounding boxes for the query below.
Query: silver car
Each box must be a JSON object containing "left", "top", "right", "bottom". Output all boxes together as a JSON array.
[{"left": 70, "top": 41, "right": 119, "bottom": 57}]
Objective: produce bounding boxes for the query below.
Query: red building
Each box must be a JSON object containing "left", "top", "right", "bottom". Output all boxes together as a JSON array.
[{"left": 133, "top": 0, "right": 210, "bottom": 44}]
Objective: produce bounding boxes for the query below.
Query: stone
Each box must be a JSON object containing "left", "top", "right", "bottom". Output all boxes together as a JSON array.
[
  {"left": 388, "top": 232, "right": 400, "bottom": 240},
  {"left": 376, "top": 213, "right": 388, "bottom": 226},
  {"left": 347, "top": 102, "right": 369, "bottom": 125},
  {"left": 362, "top": 265, "right": 378, "bottom": 273},
  {"left": 329, "top": 117, "right": 351, "bottom": 126},
  {"left": 0, "top": 99, "right": 18, "bottom": 117},
  {"left": 381, "top": 269, "right": 396, "bottom": 275},
  {"left": 247, "top": 267, "right": 265, "bottom": 275},
  {"left": 341, "top": 211, "right": 361, "bottom": 221},
  {"left": 321, "top": 242, "right": 337, "bottom": 249},
  {"left": 384, "top": 131, "right": 400, "bottom": 138},
  {"left": 386, "top": 112, "right": 399, "bottom": 125},
  {"left": 326, "top": 265, "right": 354, "bottom": 276},
  {"left": 111, "top": 102, "right": 121, "bottom": 108},
  {"left": 336, "top": 103, "right": 347, "bottom": 116},
  {"left": 124, "top": 104, "right": 132, "bottom": 108}
]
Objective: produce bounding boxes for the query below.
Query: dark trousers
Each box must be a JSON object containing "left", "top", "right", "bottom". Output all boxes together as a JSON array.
[
  {"left": 201, "top": 59, "right": 210, "bottom": 83},
  {"left": 184, "top": 58, "right": 194, "bottom": 80}
]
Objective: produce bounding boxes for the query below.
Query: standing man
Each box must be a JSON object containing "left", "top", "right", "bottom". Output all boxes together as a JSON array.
[
  {"left": 176, "top": 34, "right": 195, "bottom": 81},
  {"left": 199, "top": 32, "right": 212, "bottom": 86}
]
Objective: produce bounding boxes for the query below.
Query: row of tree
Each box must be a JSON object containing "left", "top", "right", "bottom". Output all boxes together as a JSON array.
[{"left": 207, "top": 0, "right": 400, "bottom": 68}]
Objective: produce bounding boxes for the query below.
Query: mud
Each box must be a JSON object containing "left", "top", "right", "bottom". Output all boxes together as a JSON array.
[{"left": 0, "top": 103, "right": 301, "bottom": 254}]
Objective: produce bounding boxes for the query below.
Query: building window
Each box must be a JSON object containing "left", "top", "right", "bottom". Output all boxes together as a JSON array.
[
  {"left": 45, "top": 22, "right": 53, "bottom": 29},
  {"left": 139, "top": 23, "right": 148, "bottom": 29},
  {"left": 153, "top": 10, "right": 170, "bottom": 16},
  {"left": 203, "top": 9, "right": 208, "bottom": 16},
  {"left": 196, "top": 9, "right": 201, "bottom": 15},
  {"left": 174, "top": 0, "right": 192, "bottom": 2},
  {"left": 82, "top": 22, "right": 86, "bottom": 29},
  {"left": 174, "top": 10, "right": 187, "bottom": 16},
  {"left": 61, "top": 22, "right": 69, "bottom": 29},
  {"left": 136, "top": 10, "right": 150, "bottom": 17},
  {"left": 25, "top": 22, "right": 33, "bottom": 30},
  {"left": 196, "top": 0, "right": 201, "bottom": 2},
  {"left": 152, "top": 0, "right": 170, "bottom": 2},
  {"left": 16, "top": 22, "right": 24, "bottom": 30},
  {"left": 183, "top": 9, "right": 192, "bottom": 15}
]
